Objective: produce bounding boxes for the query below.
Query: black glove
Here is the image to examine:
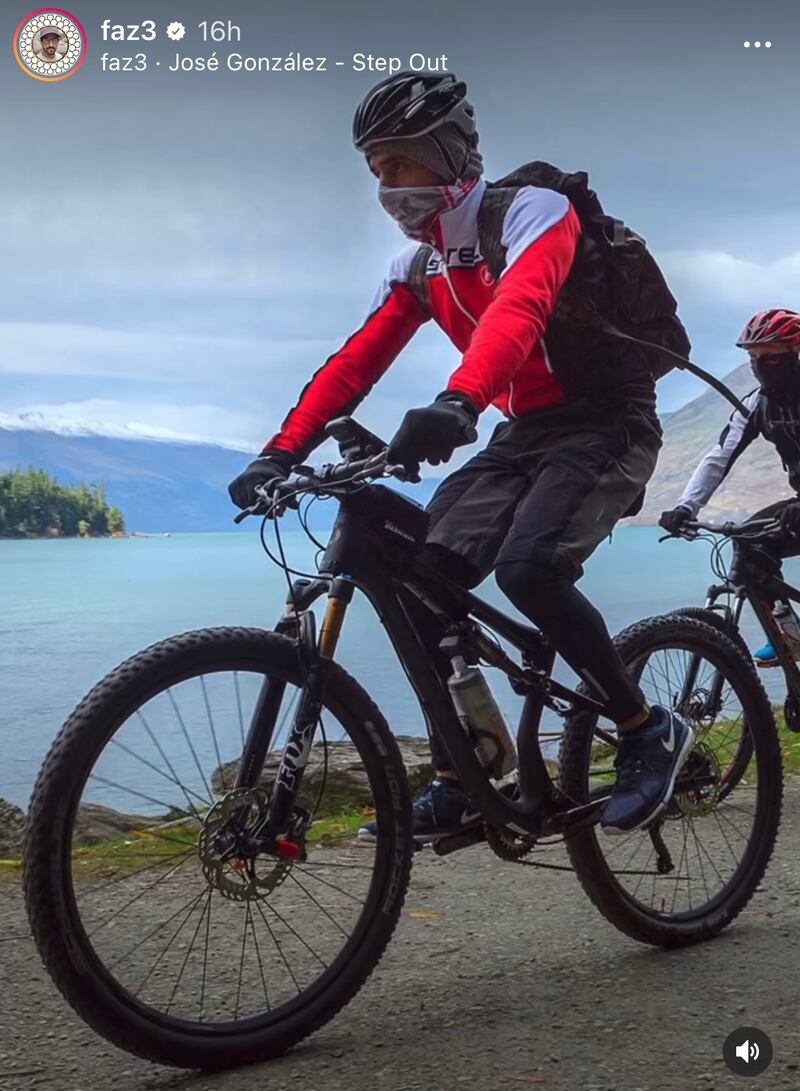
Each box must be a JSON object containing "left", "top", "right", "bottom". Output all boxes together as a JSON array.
[
  {"left": 659, "top": 505, "right": 692, "bottom": 535},
  {"left": 781, "top": 501, "right": 800, "bottom": 536},
  {"left": 387, "top": 392, "right": 478, "bottom": 476},
  {"left": 228, "top": 449, "right": 296, "bottom": 511}
]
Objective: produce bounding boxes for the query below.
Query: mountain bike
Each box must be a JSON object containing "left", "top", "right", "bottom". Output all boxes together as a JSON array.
[
  {"left": 662, "top": 515, "right": 800, "bottom": 790},
  {"left": 24, "top": 417, "right": 782, "bottom": 1070}
]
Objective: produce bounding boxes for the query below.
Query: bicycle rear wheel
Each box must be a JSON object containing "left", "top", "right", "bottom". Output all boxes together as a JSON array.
[
  {"left": 24, "top": 627, "right": 412, "bottom": 1069},
  {"left": 559, "top": 615, "right": 782, "bottom": 948}
]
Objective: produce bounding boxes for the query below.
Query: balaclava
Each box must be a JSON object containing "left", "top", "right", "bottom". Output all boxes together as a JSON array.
[{"left": 368, "top": 121, "right": 484, "bottom": 241}]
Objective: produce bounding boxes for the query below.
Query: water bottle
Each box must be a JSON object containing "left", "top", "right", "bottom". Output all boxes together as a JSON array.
[
  {"left": 773, "top": 602, "right": 800, "bottom": 658},
  {"left": 446, "top": 656, "right": 517, "bottom": 778}
]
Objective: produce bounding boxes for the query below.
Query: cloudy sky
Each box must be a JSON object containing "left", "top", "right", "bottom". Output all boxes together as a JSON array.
[{"left": 1, "top": 0, "right": 798, "bottom": 458}]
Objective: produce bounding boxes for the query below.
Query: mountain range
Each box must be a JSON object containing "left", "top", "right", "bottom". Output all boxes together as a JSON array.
[
  {"left": 633, "top": 363, "right": 788, "bottom": 524},
  {"left": 0, "top": 425, "right": 439, "bottom": 533},
  {"left": 0, "top": 367, "right": 787, "bottom": 533}
]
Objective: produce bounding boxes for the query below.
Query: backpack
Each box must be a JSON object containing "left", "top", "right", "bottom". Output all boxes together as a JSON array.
[{"left": 409, "top": 161, "right": 691, "bottom": 383}]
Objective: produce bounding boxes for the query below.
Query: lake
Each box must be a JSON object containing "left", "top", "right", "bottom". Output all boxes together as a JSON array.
[{"left": 1, "top": 526, "right": 794, "bottom": 808}]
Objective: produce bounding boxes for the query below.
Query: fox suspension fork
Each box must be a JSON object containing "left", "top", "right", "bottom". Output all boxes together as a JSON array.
[{"left": 259, "top": 578, "right": 355, "bottom": 839}]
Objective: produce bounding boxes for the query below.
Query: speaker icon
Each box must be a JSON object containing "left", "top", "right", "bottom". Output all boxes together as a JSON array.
[
  {"left": 724, "top": 1026, "right": 773, "bottom": 1076},
  {"left": 735, "top": 1039, "right": 760, "bottom": 1064}
]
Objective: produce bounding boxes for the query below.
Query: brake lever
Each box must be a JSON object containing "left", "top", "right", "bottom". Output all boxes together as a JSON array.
[
  {"left": 234, "top": 499, "right": 267, "bottom": 525},
  {"left": 232, "top": 481, "right": 300, "bottom": 524}
]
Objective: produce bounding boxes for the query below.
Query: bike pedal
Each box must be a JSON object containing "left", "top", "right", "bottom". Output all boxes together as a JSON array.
[{"left": 430, "top": 826, "right": 485, "bottom": 857}]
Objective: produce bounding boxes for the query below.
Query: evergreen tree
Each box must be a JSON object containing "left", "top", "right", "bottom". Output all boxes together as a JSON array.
[{"left": 0, "top": 468, "right": 126, "bottom": 538}]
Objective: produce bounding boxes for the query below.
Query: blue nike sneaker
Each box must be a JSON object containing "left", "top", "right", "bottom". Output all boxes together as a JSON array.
[
  {"left": 358, "top": 776, "right": 481, "bottom": 843},
  {"left": 601, "top": 707, "right": 695, "bottom": 834},
  {"left": 753, "top": 641, "right": 780, "bottom": 668}
]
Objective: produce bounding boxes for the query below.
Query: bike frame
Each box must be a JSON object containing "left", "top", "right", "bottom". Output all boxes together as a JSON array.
[
  {"left": 235, "top": 484, "right": 608, "bottom": 842},
  {"left": 701, "top": 561, "right": 800, "bottom": 709}
]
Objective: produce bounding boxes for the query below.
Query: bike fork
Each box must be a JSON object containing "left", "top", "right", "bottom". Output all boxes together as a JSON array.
[
  {"left": 677, "top": 592, "right": 744, "bottom": 717},
  {"left": 260, "top": 578, "right": 354, "bottom": 840}
]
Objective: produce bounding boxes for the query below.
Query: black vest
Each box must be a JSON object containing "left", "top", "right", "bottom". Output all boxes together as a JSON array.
[{"left": 753, "top": 390, "right": 800, "bottom": 492}]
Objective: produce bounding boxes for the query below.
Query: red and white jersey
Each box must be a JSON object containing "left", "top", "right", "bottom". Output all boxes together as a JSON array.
[{"left": 264, "top": 178, "right": 582, "bottom": 457}]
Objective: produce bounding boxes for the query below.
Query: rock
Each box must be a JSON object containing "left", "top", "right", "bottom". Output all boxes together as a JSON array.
[
  {"left": 0, "top": 798, "right": 26, "bottom": 855},
  {"left": 72, "top": 803, "right": 161, "bottom": 844},
  {"left": 0, "top": 796, "right": 166, "bottom": 855},
  {"left": 213, "top": 734, "right": 435, "bottom": 810}
]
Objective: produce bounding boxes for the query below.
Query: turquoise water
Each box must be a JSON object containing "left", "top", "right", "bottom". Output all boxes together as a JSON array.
[{"left": 1, "top": 526, "right": 794, "bottom": 808}]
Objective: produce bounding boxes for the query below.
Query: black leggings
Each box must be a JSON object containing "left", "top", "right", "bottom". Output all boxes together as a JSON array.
[{"left": 404, "top": 552, "right": 646, "bottom": 772}]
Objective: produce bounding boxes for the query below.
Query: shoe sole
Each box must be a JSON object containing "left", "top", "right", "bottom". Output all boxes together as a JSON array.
[
  {"left": 357, "top": 817, "right": 482, "bottom": 846},
  {"left": 755, "top": 659, "right": 780, "bottom": 669},
  {"left": 601, "top": 725, "right": 696, "bottom": 836}
]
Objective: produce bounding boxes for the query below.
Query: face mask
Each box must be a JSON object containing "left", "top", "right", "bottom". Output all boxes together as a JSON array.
[
  {"left": 750, "top": 351, "right": 800, "bottom": 394},
  {"left": 378, "top": 181, "right": 474, "bottom": 240}
]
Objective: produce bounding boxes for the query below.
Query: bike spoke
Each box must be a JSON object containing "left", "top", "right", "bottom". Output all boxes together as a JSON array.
[
  {"left": 199, "top": 881, "right": 212, "bottom": 1023},
  {"left": 88, "top": 853, "right": 196, "bottom": 937},
  {"left": 126, "top": 887, "right": 208, "bottom": 986},
  {"left": 263, "top": 899, "right": 328, "bottom": 968},
  {"left": 167, "top": 688, "right": 214, "bottom": 803},
  {"left": 200, "top": 675, "right": 227, "bottom": 793},
  {"left": 165, "top": 890, "right": 212, "bottom": 1015},
  {"left": 254, "top": 901, "right": 301, "bottom": 994},
  {"left": 234, "top": 672, "right": 245, "bottom": 750},
  {"left": 288, "top": 873, "right": 350, "bottom": 938},
  {"left": 293, "top": 865, "right": 366, "bottom": 905},
  {"left": 137, "top": 710, "right": 208, "bottom": 821}
]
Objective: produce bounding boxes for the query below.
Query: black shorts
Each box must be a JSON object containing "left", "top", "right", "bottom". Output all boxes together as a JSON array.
[{"left": 423, "top": 397, "right": 663, "bottom": 586}]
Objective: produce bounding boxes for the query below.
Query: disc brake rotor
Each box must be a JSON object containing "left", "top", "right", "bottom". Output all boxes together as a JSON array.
[
  {"left": 198, "top": 787, "right": 291, "bottom": 902},
  {"left": 667, "top": 742, "right": 722, "bottom": 819}
]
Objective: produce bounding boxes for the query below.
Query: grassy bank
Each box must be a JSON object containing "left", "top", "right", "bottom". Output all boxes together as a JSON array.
[{"left": 3, "top": 709, "right": 799, "bottom": 876}]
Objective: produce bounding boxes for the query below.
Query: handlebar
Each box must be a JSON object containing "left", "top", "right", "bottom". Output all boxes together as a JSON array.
[
  {"left": 234, "top": 449, "right": 409, "bottom": 523},
  {"left": 664, "top": 516, "right": 782, "bottom": 543}
]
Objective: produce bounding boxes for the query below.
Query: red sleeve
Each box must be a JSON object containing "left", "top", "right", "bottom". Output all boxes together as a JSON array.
[
  {"left": 263, "top": 282, "right": 429, "bottom": 458},
  {"left": 445, "top": 205, "right": 582, "bottom": 411}
]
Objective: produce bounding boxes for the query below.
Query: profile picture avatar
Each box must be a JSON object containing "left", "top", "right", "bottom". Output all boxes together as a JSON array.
[{"left": 14, "top": 9, "right": 87, "bottom": 80}]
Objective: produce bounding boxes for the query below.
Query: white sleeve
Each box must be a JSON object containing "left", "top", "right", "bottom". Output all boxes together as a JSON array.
[
  {"left": 678, "top": 393, "right": 760, "bottom": 515},
  {"left": 367, "top": 244, "right": 422, "bottom": 313},
  {"left": 500, "top": 186, "right": 571, "bottom": 273}
]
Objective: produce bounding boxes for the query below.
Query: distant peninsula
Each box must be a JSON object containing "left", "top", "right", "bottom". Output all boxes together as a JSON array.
[{"left": 0, "top": 467, "right": 125, "bottom": 539}]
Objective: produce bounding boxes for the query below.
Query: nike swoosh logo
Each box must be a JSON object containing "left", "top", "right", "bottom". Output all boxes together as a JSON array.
[
  {"left": 662, "top": 719, "right": 676, "bottom": 753},
  {"left": 460, "top": 809, "right": 481, "bottom": 825}
]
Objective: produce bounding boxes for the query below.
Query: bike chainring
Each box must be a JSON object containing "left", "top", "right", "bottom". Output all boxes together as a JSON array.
[
  {"left": 198, "top": 787, "right": 293, "bottom": 902},
  {"left": 484, "top": 819, "right": 537, "bottom": 861}
]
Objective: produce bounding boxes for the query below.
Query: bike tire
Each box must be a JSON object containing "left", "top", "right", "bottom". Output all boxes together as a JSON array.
[
  {"left": 668, "top": 605, "right": 753, "bottom": 662},
  {"left": 559, "top": 615, "right": 782, "bottom": 949},
  {"left": 24, "top": 627, "right": 413, "bottom": 1069}
]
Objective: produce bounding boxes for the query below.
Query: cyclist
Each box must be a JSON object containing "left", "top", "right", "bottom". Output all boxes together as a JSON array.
[
  {"left": 229, "top": 72, "right": 693, "bottom": 837},
  {"left": 661, "top": 308, "right": 800, "bottom": 666}
]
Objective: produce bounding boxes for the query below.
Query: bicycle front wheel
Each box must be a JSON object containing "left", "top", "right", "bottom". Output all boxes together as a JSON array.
[
  {"left": 24, "top": 627, "right": 412, "bottom": 1069},
  {"left": 559, "top": 615, "right": 782, "bottom": 948}
]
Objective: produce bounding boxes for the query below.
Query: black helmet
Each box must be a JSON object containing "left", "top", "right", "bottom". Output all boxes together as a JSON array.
[{"left": 353, "top": 72, "right": 476, "bottom": 150}]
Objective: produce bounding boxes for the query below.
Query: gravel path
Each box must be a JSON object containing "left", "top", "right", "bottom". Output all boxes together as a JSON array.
[{"left": 3, "top": 784, "right": 800, "bottom": 1091}]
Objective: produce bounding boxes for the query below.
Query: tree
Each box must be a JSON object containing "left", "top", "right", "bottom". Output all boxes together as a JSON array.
[
  {"left": 0, "top": 467, "right": 126, "bottom": 538},
  {"left": 107, "top": 506, "right": 125, "bottom": 534}
]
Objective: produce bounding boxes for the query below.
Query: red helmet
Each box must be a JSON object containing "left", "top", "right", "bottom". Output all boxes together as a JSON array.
[{"left": 736, "top": 308, "right": 800, "bottom": 349}]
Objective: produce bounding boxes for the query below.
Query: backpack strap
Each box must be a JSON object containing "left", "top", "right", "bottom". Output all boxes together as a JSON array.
[
  {"left": 407, "top": 245, "right": 433, "bottom": 313},
  {"left": 477, "top": 186, "right": 517, "bottom": 282}
]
